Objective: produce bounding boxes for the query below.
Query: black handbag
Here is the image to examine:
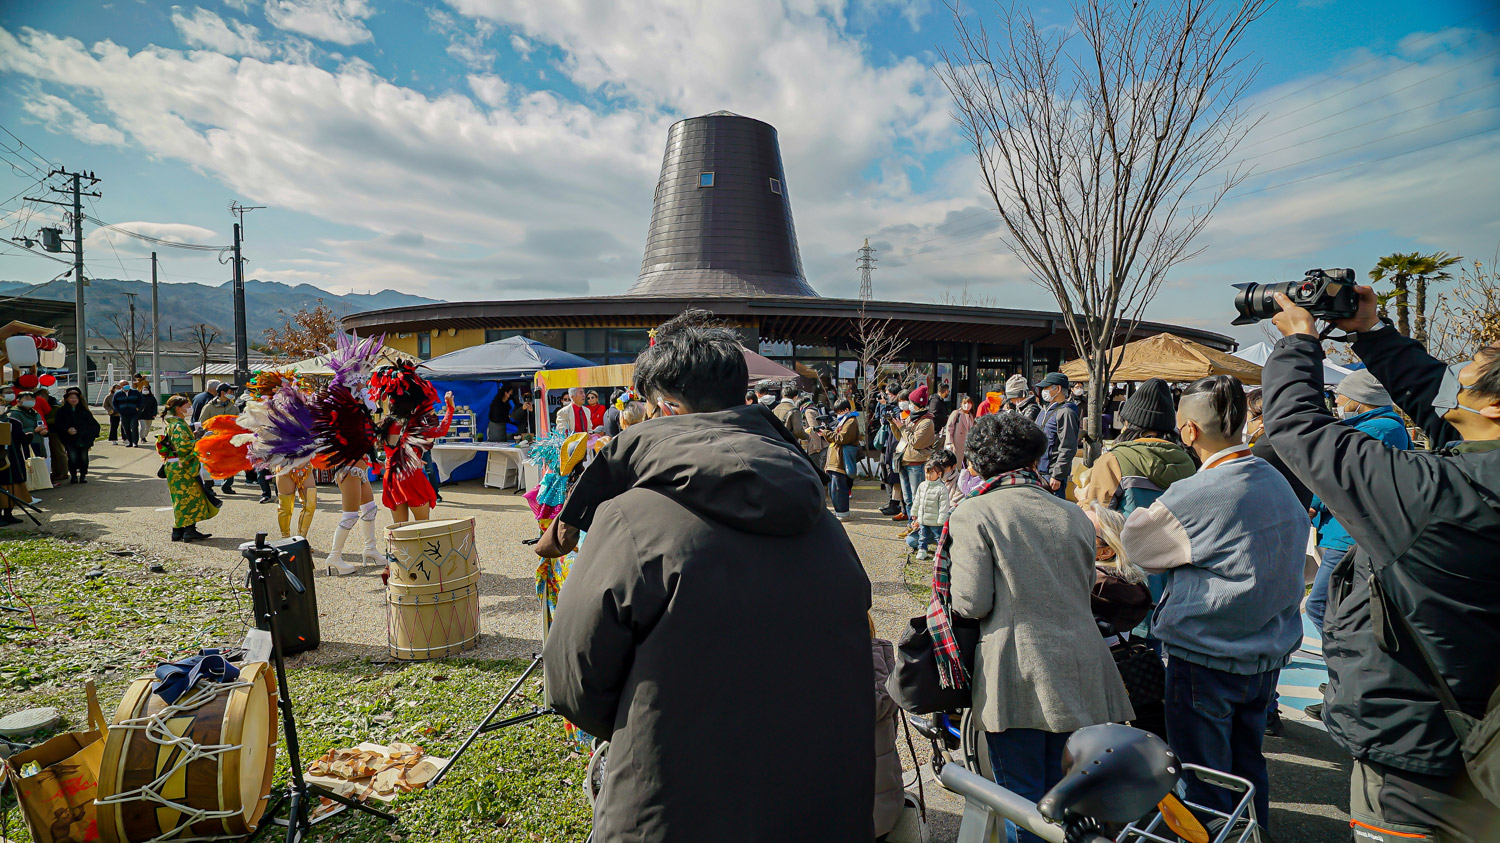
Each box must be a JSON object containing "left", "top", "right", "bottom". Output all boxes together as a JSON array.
[
  {"left": 888, "top": 613, "right": 980, "bottom": 715},
  {"left": 1111, "top": 638, "right": 1166, "bottom": 709}
]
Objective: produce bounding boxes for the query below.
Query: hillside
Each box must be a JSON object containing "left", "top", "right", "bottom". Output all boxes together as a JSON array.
[{"left": 0, "top": 277, "right": 439, "bottom": 340}]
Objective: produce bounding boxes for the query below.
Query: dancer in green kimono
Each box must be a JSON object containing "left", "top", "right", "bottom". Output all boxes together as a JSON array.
[{"left": 158, "top": 395, "right": 217, "bottom": 542}]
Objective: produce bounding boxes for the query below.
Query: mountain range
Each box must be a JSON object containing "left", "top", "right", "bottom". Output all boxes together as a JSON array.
[{"left": 0, "top": 277, "right": 440, "bottom": 341}]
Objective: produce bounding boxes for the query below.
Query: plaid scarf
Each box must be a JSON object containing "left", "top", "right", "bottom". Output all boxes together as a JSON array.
[{"left": 927, "top": 466, "right": 1048, "bottom": 689}]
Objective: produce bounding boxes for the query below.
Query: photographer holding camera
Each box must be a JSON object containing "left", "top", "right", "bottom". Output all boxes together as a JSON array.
[{"left": 1262, "top": 284, "right": 1500, "bottom": 842}]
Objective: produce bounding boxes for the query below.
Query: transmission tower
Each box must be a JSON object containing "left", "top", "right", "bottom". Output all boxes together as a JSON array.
[{"left": 857, "top": 238, "right": 877, "bottom": 301}]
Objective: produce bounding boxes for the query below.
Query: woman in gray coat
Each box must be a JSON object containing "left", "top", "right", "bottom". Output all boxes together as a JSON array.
[{"left": 948, "top": 413, "right": 1134, "bottom": 843}]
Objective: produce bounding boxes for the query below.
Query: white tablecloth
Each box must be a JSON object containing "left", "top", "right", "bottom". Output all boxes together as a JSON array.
[{"left": 431, "top": 442, "right": 529, "bottom": 485}]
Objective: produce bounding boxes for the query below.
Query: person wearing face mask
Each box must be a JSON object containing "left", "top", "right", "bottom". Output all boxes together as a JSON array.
[
  {"left": 10, "top": 391, "right": 48, "bottom": 460},
  {"left": 1119, "top": 375, "right": 1307, "bottom": 832},
  {"left": 1264, "top": 286, "right": 1500, "bottom": 841},
  {"left": 1303, "top": 370, "right": 1411, "bottom": 647},
  {"left": 1033, "top": 373, "right": 1080, "bottom": 498}
]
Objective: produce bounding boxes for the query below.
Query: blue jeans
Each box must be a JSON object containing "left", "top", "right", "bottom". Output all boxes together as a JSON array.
[
  {"left": 829, "top": 472, "right": 851, "bottom": 514},
  {"left": 986, "top": 729, "right": 1071, "bottom": 843},
  {"left": 899, "top": 463, "right": 924, "bottom": 519},
  {"left": 905, "top": 525, "right": 940, "bottom": 552},
  {"left": 1165, "top": 657, "right": 1277, "bottom": 829},
  {"left": 1305, "top": 545, "right": 1345, "bottom": 635}
]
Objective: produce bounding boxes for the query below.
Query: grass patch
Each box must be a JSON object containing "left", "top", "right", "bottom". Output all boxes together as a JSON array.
[
  {"left": 900, "top": 552, "right": 932, "bottom": 603},
  {"left": 0, "top": 535, "right": 592, "bottom": 843}
]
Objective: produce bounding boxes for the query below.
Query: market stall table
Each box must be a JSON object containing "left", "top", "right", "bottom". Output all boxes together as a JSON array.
[{"left": 430, "top": 443, "right": 537, "bottom": 491}]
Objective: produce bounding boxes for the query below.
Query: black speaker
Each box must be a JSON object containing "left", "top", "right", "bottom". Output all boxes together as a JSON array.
[{"left": 247, "top": 536, "right": 321, "bottom": 655}]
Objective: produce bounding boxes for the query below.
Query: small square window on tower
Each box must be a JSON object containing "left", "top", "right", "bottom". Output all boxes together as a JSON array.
[
  {"left": 769, "top": 178, "right": 782, "bottom": 195},
  {"left": 699, "top": 172, "right": 715, "bottom": 187}
]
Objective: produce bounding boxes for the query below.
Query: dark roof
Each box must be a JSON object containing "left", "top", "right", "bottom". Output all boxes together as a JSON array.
[
  {"left": 628, "top": 112, "right": 815, "bottom": 297},
  {"left": 342, "top": 294, "right": 1237, "bottom": 353}
]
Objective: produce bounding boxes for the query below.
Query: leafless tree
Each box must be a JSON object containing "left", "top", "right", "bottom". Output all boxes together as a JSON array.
[
  {"left": 92, "top": 313, "right": 149, "bottom": 378},
  {"left": 938, "top": 282, "right": 999, "bottom": 308},
  {"left": 187, "top": 323, "right": 224, "bottom": 385},
  {"left": 852, "top": 303, "right": 911, "bottom": 413},
  {"left": 938, "top": 0, "right": 1272, "bottom": 457}
]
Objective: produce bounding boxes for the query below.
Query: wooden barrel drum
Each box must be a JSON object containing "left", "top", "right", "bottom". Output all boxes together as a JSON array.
[
  {"left": 95, "top": 661, "right": 277, "bottom": 843},
  {"left": 385, "top": 518, "right": 481, "bottom": 660}
]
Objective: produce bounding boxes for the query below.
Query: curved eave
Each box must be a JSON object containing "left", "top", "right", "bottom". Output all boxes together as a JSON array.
[{"left": 342, "top": 295, "right": 1236, "bottom": 353}]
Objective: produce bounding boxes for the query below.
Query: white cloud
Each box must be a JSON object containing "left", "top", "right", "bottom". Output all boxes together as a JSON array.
[
  {"left": 263, "top": 0, "right": 373, "bottom": 45},
  {"left": 466, "top": 73, "right": 508, "bottom": 107},
  {"left": 508, "top": 33, "right": 531, "bottom": 59},
  {"left": 172, "top": 7, "right": 271, "bottom": 58},
  {"left": 429, "top": 9, "right": 496, "bottom": 71},
  {"left": 21, "top": 93, "right": 127, "bottom": 147}
]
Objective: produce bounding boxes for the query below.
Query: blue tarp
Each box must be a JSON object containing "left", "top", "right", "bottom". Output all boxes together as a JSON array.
[{"left": 427, "top": 379, "right": 499, "bottom": 484}]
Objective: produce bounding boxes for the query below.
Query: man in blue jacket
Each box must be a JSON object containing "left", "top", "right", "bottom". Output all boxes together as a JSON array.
[
  {"left": 1264, "top": 286, "right": 1500, "bottom": 842},
  {"left": 1305, "top": 369, "right": 1411, "bottom": 644},
  {"left": 1034, "top": 372, "right": 1079, "bottom": 498}
]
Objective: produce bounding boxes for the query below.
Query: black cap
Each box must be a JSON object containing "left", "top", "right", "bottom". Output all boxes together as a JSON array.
[
  {"left": 1120, "top": 378, "right": 1176, "bottom": 432},
  {"left": 1037, "top": 372, "right": 1070, "bottom": 389}
]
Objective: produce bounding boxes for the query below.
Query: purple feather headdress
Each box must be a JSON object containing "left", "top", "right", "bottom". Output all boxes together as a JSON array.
[
  {"left": 329, "top": 332, "right": 386, "bottom": 391},
  {"left": 251, "top": 385, "right": 320, "bottom": 472}
]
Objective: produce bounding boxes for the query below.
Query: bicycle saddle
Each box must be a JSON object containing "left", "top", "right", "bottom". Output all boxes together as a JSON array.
[{"left": 1036, "top": 723, "right": 1180, "bottom": 825}]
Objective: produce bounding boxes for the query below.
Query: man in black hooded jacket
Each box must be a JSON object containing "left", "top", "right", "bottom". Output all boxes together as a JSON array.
[
  {"left": 1263, "top": 285, "right": 1500, "bottom": 841},
  {"left": 543, "top": 310, "right": 874, "bottom": 842}
]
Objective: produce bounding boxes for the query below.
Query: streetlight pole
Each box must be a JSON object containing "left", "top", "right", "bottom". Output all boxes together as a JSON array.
[
  {"left": 232, "top": 222, "right": 248, "bottom": 386},
  {"left": 123, "top": 291, "right": 137, "bottom": 380}
]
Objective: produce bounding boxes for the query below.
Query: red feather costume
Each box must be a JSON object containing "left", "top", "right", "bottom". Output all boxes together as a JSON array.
[{"left": 369, "top": 364, "right": 452, "bottom": 509}]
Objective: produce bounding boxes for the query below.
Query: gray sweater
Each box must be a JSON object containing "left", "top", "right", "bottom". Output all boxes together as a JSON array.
[{"left": 1123, "top": 455, "right": 1307, "bottom": 674}]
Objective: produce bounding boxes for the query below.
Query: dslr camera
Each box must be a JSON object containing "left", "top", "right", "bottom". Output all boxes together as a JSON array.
[
  {"left": 813, "top": 413, "right": 836, "bottom": 432},
  {"left": 1232, "top": 268, "right": 1359, "bottom": 326}
]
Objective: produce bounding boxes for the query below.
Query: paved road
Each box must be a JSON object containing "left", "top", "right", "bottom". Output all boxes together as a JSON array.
[{"left": 18, "top": 435, "right": 1351, "bottom": 841}]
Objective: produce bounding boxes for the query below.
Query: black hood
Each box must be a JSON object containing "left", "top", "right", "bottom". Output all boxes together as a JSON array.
[{"left": 560, "top": 404, "right": 827, "bottom": 537}]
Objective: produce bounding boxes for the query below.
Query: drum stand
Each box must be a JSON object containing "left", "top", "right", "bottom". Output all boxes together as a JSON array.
[
  {"left": 241, "top": 533, "right": 397, "bottom": 843},
  {"left": 425, "top": 652, "right": 554, "bottom": 788}
]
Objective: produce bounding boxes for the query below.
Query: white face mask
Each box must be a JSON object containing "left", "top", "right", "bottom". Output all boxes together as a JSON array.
[
  {"left": 20, "top": 399, "right": 36, "bottom": 408},
  {"left": 899, "top": 400, "right": 912, "bottom": 412}
]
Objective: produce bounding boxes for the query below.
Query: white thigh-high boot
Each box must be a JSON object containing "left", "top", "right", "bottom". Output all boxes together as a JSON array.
[
  {"left": 325, "top": 511, "right": 359, "bottom": 576},
  {"left": 359, "top": 501, "right": 381, "bottom": 565}
]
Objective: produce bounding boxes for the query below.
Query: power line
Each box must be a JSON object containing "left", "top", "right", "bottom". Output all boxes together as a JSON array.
[{"left": 80, "top": 213, "right": 228, "bottom": 251}]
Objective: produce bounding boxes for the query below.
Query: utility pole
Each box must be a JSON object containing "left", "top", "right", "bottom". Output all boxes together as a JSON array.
[
  {"left": 151, "top": 252, "right": 161, "bottom": 395},
  {"left": 123, "top": 291, "right": 138, "bottom": 378},
  {"left": 232, "top": 222, "right": 248, "bottom": 386},
  {"left": 228, "top": 201, "right": 264, "bottom": 387},
  {"left": 27, "top": 168, "right": 101, "bottom": 396},
  {"left": 857, "top": 238, "right": 877, "bottom": 301}
]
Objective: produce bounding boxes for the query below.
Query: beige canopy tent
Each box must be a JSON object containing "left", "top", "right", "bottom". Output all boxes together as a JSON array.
[{"left": 1060, "top": 333, "right": 1262, "bottom": 385}]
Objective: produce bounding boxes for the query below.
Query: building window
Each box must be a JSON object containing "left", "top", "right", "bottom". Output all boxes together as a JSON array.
[
  {"left": 769, "top": 178, "right": 782, "bottom": 195},
  {"left": 699, "top": 172, "right": 715, "bottom": 188},
  {"left": 417, "top": 333, "right": 431, "bottom": 360},
  {"left": 484, "top": 329, "right": 525, "bottom": 343}
]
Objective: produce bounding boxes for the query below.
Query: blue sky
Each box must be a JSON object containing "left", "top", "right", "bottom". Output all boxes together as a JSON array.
[{"left": 1, "top": 0, "right": 1496, "bottom": 346}]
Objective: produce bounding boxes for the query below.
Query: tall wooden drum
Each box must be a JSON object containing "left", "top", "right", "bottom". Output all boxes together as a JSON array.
[
  {"left": 385, "top": 518, "right": 481, "bottom": 660},
  {"left": 95, "top": 661, "right": 278, "bottom": 843}
]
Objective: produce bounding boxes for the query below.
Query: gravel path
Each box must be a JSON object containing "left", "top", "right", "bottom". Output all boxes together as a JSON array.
[{"left": 17, "top": 430, "right": 1350, "bottom": 840}]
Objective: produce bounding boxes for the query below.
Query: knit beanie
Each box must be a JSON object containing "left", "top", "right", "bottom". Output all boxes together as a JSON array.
[
  {"left": 1120, "top": 378, "right": 1176, "bottom": 432},
  {"left": 910, "top": 385, "right": 930, "bottom": 408},
  {"left": 1336, "top": 369, "right": 1392, "bottom": 408},
  {"left": 1004, "top": 374, "right": 1030, "bottom": 398}
]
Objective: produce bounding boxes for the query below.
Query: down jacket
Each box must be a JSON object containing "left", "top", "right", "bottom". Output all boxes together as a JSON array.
[{"left": 544, "top": 404, "right": 875, "bottom": 841}]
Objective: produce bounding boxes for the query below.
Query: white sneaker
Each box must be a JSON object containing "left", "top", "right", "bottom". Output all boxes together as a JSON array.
[{"left": 915, "top": 549, "right": 930, "bottom": 561}]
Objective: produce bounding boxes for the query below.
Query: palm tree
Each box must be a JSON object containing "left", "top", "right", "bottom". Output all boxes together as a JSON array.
[{"left": 1370, "top": 251, "right": 1462, "bottom": 347}]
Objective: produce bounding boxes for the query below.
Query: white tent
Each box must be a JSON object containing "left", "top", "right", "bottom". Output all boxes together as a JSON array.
[{"left": 1232, "top": 342, "right": 1351, "bottom": 385}]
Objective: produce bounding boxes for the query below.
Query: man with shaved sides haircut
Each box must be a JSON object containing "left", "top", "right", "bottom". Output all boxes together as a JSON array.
[{"left": 1120, "top": 374, "right": 1307, "bottom": 832}]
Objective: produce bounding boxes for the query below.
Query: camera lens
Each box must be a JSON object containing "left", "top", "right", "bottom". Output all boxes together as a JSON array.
[{"left": 1231, "top": 282, "right": 1287, "bottom": 326}]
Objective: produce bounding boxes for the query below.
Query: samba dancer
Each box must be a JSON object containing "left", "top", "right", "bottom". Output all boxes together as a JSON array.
[
  {"left": 368, "top": 362, "right": 454, "bottom": 523},
  {"left": 312, "top": 333, "right": 388, "bottom": 575}
]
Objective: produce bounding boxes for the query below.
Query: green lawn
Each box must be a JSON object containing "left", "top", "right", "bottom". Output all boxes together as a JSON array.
[{"left": 0, "top": 534, "right": 592, "bottom": 843}]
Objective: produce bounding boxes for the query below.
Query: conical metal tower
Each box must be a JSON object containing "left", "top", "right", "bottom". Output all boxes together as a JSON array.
[{"left": 628, "top": 112, "right": 816, "bottom": 297}]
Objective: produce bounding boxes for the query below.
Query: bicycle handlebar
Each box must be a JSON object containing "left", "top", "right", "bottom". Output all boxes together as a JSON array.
[{"left": 939, "top": 763, "right": 1113, "bottom": 843}]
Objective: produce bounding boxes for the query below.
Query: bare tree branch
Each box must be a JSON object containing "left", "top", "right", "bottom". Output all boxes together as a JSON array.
[
  {"left": 852, "top": 302, "right": 911, "bottom": 412},
  {"left": 91, "top": 313, "right": 149, "bottom": 378},
  {"left": 937, "top": 0, "right": 1271, "bottom": 456},
  {"left": 188, "top": 323, "right": 224, "bottom": 384}
]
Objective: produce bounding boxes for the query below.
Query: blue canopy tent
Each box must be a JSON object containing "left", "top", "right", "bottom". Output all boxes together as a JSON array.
[{"left": 419, "top": 337, "right": 596, "bottom": 483}]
